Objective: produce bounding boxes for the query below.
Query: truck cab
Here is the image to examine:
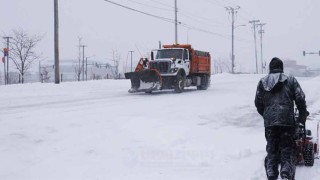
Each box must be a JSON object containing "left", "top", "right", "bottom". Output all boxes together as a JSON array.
[{"left": 150, "top": 48, "right": 190, "bottom": 77}]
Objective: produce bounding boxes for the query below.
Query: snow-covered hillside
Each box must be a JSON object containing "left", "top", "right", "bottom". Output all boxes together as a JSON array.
[{"left": 0, "top": 74, "right": 319, "bottom": 180}]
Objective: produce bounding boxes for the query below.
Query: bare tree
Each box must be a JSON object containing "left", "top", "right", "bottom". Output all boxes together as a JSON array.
[
  {"left": 214, "top": 58, "right": 232, "bottom": 73},
  {"left": 73, "top": 62, "right": 81, "bottom": 81},
  {"left": 6, "top": 29, "right": 42, "bottom": 83},
  {"left": 111, "top": 50, "right": 120, "bottom": 79},
  {"left": 8, "top": 72, "right": 20, "bottom": 84},
  {"left": 215, "top": 58, "right": 224, "bottom": 73},
  {"left": 40, "top": 67, "right": 51, "bottom": 83},
  {"left": 222, "top": 59, "right": 232, "bottom": 73}
]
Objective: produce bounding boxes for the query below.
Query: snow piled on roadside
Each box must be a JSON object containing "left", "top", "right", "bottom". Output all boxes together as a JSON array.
[{"left": 0, "top": 74, "right": 319, "bottom": 180}]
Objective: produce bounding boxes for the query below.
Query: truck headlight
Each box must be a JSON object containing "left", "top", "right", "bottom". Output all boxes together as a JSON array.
[{"left": 170, "top": 68, "right": 179, "bottom": 73}]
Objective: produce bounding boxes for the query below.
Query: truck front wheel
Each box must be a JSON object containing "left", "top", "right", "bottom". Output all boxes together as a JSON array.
[
  {"left": 197, "top": 75, "right": 210, "bottom": 90},
  {"left": 174, "top": 71, "right": 185, "bottom": 93}
]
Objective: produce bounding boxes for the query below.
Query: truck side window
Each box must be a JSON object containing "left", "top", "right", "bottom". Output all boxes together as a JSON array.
[{"left": 183, "top": 49, "right": 188, "bottom": 60}]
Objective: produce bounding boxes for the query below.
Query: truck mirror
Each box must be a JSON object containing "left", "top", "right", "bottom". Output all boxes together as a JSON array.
[
  {"left": 151, "top": 52, "right": 154, "bottom": 60},
  {"left": 303, "top": 51, "right": 306, "bottom": 56}
]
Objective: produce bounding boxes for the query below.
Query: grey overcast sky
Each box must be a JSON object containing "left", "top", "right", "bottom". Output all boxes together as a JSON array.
[{"left": 1, "top": 0, "right": 320, "bottom": 73}]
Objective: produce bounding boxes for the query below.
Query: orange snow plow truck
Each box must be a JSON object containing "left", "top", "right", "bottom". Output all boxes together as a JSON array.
[{"left": 125, "top": 44, "right": 211, "bottom": 93}]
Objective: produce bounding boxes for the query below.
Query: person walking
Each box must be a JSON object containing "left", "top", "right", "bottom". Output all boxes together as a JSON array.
[{"left": 255, "top": 57, "right": 309, "bottom": 180}]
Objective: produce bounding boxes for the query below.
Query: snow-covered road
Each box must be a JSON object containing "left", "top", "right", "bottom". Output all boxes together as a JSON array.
[{"left": 0, "top": 74, "right": 319, "bottom": 180}]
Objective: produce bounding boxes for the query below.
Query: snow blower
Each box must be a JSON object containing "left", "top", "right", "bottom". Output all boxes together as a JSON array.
[{"left": 295, "top": 113, "right": 319, "bottom": 166}]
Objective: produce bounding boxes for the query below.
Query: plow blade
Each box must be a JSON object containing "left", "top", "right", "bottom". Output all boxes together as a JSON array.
[{"left": 125, "top": 70, "right": 162, "bottom": 93}]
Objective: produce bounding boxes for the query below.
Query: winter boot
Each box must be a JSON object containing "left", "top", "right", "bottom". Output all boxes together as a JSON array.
[
  {"left": 281, "top": 171, "right": 294, "bottom": 180},
  {"left": 267, "top": 176, "right": 278, "bottom": 180},
  {"left": 265, "top": 157, "right": 279, "bottom": 180}
]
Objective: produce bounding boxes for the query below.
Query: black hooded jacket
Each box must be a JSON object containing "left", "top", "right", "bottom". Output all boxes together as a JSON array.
[{"left": 255, "top": 71, "right": 307, "bottom": 127}]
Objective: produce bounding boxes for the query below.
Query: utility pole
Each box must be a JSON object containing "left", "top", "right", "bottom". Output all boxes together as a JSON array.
[
  {"left": 3, "top": 37, "right": 12, "bottom": 84},
  {"left": 174, "top": 0, "right": 178, "bottom": 44},
  {"left": 77, "top": 37, "right": 82, "bottom": 81},
  {"left": 256, "top": 23, "right": 266, "bottom": 74},
  {"left": 3, "top": 46, "right": 8, "bottom": 85},
  {"left": 225, "top": 6, "right": 240, "bottom": 74},
  {"left": 80, "top": 45, "right": 87, "bottom": 81},
  {"left": 249, "top": 20, "right": 260, "bottom": 74},
  {"left": 39, "top": 61, "right": 41, "bottom": 82},
  {"left": 3, "top": 54, "right": 6, "bottom": 85},
  {"left": 129, "top": 51, "right": 134, "bottom": 72},
  {"left": 85, "top": 56, "right": 95, "bottom": 81},
  {"left": 86, "top": 57, "right": 88, "bottom": 81},
  {"left": 54, "top": 0, "right": 60, "bottom": 84}
]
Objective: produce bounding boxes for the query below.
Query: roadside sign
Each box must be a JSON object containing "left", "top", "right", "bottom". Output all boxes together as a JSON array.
[{"left": 4, "top": 48, "right": 8, "bottom": 56}]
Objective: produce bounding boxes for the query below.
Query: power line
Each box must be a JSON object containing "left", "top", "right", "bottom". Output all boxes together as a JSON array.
[
  {"left": 133, "top": 0, "right": 228, "bottom": 27},
  {"left": 104, "top": 0, "right": 175, "bottom": 23},
  {"left": 179, "top": 11, "right": 228, "bottom": 27},
  {"left": 203, "top": 0, "right": 225, "bottom": 8},
  {"left": 179, "top": 23, "right": 228, "bottom": 39},
  {"left": 179, "top": 23, "right": 250, "bottom": 42},
  {"left": 126, "top": 0, "right": 173, "bottom": 12},
  {"left": 147, "top": 0, "right": 175, "bottom": 9},
  {"left": 104, "top": 0, "right": 250, "bottom": 43},
  {"left": 237, "top": 14, "right": 251, "bottom": 22},
  {"left": 178, "top": 1, "right": 229, "bottom": 27},
  {"left": 202, "top": 0, "right": 255, "bottom": 22},
  {"left": 239, "top": 8, "right": 256, "bottom": 21}
]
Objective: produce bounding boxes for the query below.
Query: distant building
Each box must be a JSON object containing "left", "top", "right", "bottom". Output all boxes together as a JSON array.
[
  {"left": 0, "top": 59, "right": 122, "bottom": 85},
  {"left": 283, "top": 60, "right": 308, "bottom": 77},
  {"left": 40, "top": 59, "right": 117, "bottom": 82}
]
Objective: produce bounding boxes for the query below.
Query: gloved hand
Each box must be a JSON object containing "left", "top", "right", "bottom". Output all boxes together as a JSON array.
[{"left": 298, "top": 110, "right": 310, "bottom": 124}]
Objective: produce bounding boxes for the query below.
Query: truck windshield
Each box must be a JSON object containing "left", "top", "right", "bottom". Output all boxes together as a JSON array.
[{"left": 156, "top": 49, "right": 183, "bottom": 59}]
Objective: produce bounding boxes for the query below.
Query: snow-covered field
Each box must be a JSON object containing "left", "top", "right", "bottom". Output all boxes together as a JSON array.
[{"left": 0, "top": 74, "right": 319, "bottom": 180}]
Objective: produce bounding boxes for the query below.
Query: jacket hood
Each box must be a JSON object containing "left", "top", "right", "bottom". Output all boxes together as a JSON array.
[
  {"left": 261, "top": 73, "right": 288, "bottom": 91},
  {"left": 269, "top": 57, "right": 283, "bottom": 73}
]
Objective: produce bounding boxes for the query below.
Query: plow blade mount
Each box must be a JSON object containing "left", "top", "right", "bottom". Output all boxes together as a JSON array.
[{"left": 125, "top": 70, "right": 162, "bottom": 93}]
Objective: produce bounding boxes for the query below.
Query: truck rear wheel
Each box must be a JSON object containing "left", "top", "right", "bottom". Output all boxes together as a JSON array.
[
  {"left": 174, "top": 71, "right": 185, "bottom": 93},
  {"left": 197, "top": 75, "right": 210, "bottom": 90}
]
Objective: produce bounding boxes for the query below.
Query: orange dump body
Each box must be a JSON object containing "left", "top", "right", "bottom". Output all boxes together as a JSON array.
[{"left": 162, "top": 44, "right": 211, "bottom": 75}]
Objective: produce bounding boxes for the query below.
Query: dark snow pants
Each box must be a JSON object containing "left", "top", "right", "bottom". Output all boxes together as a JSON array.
[{"left": 264, "top": 126, "right": 296, "bottom": 180}]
